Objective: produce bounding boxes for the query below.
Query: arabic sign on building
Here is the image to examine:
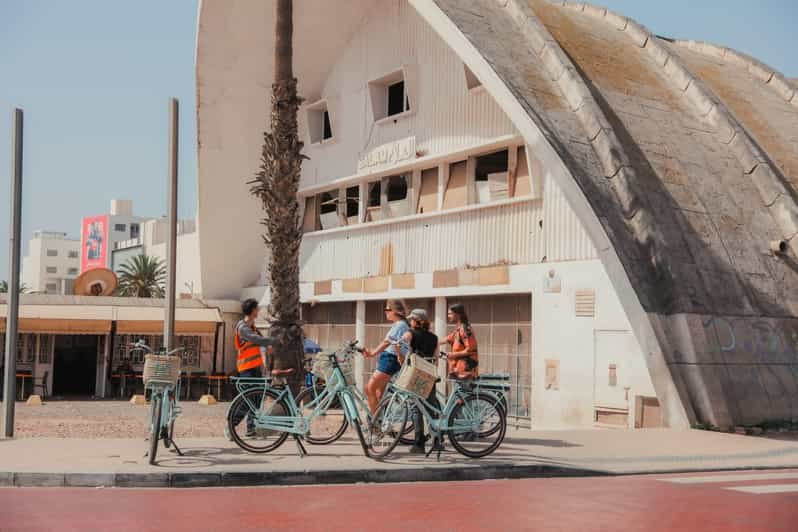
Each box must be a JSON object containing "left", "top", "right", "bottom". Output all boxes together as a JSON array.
[
  {"left": 357, "top": 136, "right": 416, "bottom": 173},
  {"left": 81, "top": 215, "right": 109, "bottom": 272}
]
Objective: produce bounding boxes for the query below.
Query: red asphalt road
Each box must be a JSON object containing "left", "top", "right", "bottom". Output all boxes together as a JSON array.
[{"left": 1, "top": 471, "right": 797, "bottom": 532}]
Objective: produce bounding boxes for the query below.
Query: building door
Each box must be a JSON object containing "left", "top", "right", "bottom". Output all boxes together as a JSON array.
[
  {"left": 53, "top": 335, "right": 99, "bottom": 396},
  {"left": 454, "top": 294, "right": 532, "bottom": 427},
  {"left": 593, "top": 330, "right": 635, "bottom": 425}
]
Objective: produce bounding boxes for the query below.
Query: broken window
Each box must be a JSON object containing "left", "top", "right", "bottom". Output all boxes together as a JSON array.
[
  {"left": 385, "top": 174, "right": 410, "bottom": 218},
  {"left": 418, "top": 167, "right": 439, "bottom": 214},
  {"left": 366, "top": 181, "right": 382, "bottom": 222},
  {"left": 475, "top": 150, "right": 509, "bottom": 204},
  {"left": 306, "top": 100, "right": 333, "bottom": 144},
  {"left": 464, "top": 65, "right": 482, "bottom": 91},
  {"left": 318, "top": 190, "right": 339, "bottom": 230},
  {"left": 369, "top": 69, "right": 412, "bottom": 122},
  {"left": 345, "top": 186, "right": 359, "bottom": 220},
  {"left": 387, "top": 81, "right": 409, "bottom": 117}
]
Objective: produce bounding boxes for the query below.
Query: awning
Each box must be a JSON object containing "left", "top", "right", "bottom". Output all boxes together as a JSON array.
[
  {"left": 1, "top": 304, "right": 113, "bottom": 334},
  {"left": 115, "top": 307, "right": 221, "bottom": 335},
  {"left": 18, "top": 318, "right": 112, "bottom": 335}
]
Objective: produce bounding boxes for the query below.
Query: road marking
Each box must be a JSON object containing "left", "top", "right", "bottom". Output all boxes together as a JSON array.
[
  {"left": 657, "top": 472, "right": 798, "bottom": 484},
  {"left": 725, "top": 484, "right": 798, "bottom": 494}
]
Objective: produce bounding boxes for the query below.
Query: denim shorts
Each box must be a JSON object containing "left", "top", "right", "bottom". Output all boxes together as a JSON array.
[{"left": 376, "top": 351, "right": 401, "bottom": 376}]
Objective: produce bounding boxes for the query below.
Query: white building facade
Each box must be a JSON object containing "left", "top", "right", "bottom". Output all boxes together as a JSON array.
[
  {"left": 21, "top": 231, "right": 81, "bottom": 295},
  {"left": 196, "top": 1, "right": 661, "bottom": 429}
]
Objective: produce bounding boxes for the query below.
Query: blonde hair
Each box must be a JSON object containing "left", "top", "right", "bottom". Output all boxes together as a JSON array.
[{"left": 385, "top": 299, "right": 407, "bottom": 317}]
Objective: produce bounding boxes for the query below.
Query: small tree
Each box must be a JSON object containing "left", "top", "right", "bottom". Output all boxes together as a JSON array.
[
  {"left": 0, "top": 280, "right": 29, "bottom": 294},
  {"left": 116, "top": 255, "right": 166, "bottom": 298}
]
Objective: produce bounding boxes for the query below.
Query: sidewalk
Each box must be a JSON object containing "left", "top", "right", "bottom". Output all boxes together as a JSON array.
[{"left": 2, "top": 428, "right": 797, "bottom": 488}]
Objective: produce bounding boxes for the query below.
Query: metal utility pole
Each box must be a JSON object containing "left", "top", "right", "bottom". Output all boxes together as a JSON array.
[
  {"left": 3, "top": 108, "right": 24, "bottom": 438},
  {"left": 163, "top": 98, "right": 178, "bottom": 352}
]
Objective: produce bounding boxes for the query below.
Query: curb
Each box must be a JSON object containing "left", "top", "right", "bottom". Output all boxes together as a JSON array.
[
  {"left": 0, "top": 464, "right": 607, "bottom": 488},
  {"left": 2, "top": 463, "right": 796, "bottom": 489}
]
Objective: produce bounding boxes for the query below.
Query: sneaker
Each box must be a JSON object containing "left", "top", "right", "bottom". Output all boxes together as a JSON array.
[
  {"left": 245, "top": 428, "right": 257, "bottom": 438},
  {"left": 409, "top": 445, "right": 426, "bottom": 454},
  {"left": 223, "top": 427, "right": 233, "bottom": 441}
]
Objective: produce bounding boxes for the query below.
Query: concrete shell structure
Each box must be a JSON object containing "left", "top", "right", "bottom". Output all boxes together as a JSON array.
[{"left": 195, "top": 0, "right": 798, "bottom": 429}]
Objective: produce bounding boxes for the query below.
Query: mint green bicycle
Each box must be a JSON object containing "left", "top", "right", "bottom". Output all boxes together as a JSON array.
[
  {"left": 371, "top": 350, "right": 508, "bottom": 459},
  {"left": 226, "top": 341, "right": 402, "bottom": 458}
]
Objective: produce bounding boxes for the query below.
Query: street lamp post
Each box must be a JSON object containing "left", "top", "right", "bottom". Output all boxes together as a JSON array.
[{"left": 2, "top": 108, "right": 24, "bottom": 438}]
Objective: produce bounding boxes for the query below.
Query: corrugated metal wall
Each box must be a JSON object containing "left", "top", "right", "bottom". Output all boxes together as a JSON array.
[
  {"left": 300, "top": 199, "right": 542, "bottom": 282},
  {"left": 299, "top": 0, "right": 518, "bottom": 188},
  {"left": 542, "top": 175, "right": 597, "bottom": 262}
]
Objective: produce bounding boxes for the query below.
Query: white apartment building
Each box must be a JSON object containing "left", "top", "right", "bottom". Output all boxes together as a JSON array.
[
  {"left": 21, "top": 231, "right": 81, "bottom": 294},
  {"left": 112, "top": 217, "right": 200, "bottom": 297}
]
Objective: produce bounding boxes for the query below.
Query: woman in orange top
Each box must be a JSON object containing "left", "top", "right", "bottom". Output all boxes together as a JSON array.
[{"left": 442, "top": 303, "right": 478, "bottom": 379}]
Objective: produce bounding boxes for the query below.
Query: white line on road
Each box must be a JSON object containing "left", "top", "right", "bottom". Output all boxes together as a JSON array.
[
  {"left": 657, "top": 472, "right": 798, "bottom": 484},
  {"left": 725, "top": 484, "right": 798, "bottom": 494}
]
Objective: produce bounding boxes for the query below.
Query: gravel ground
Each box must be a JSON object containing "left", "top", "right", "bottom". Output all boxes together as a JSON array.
[{"left": 1, "top": 400, "right": 229, "bottom": 438}]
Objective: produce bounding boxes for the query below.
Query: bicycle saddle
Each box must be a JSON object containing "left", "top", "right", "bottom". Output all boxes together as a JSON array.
[{"left": 270, "top": 368, "right": 295, "bottom": 376}]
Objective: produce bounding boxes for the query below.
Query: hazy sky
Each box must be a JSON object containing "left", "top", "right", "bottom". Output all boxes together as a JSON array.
[{"left": 0, "top": 0, "right": 796, "bottom": 280}]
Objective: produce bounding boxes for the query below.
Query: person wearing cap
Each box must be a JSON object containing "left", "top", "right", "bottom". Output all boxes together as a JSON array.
[
  {"left": 363, "top": 299, "right": 410, "bottom": 414},
  {"left": 400, "top": 308, "right": 440, "bottom": 454}
]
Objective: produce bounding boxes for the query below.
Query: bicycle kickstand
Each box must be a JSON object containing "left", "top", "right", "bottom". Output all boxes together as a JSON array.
[
  {"left": 169, "top": 438, "right": 185, "bottom": 456},
  {"left": 426, "top": 436, "right": 443, "bottom": 462},
  {"left": 294, "top": 435, "right": 308, "bottom": 459}
]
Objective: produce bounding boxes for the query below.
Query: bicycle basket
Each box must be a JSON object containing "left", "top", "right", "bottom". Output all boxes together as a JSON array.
[
  {"left": 312, "top": 351, "right": 356, "bottom": 386},
  {"left": 143, "top": 354, "right": 182, "bottom": 386}
]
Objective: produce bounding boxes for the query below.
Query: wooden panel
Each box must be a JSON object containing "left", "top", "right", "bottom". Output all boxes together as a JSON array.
[
  {"left": 341, "top": 278, "right": 364, "bottom": 293},
  {"left": 314, "top": 280, "right": 332, "bottom": 296},
  {"left": 478, "top": 265, "right": 510, "bottom": 285},
  {"left": 442, "top": 160, "right": 468, "bottom": 209},
  {"left": 391, "top": 273, "right": 415, "bottom": 290},
  {"left": 302, "top": 196, "right": 319, "bottom": 233},
  {"left": 513, "top": 146, "right": 532, "bottom": 197},
  {"left": 432, "top": 269, "right": 459, "bottom": 288},
  {"left": 635, "top": 396, "right": 663, "bottom": 428},
  {"left": 363, "top": 276, "right": 389, "bottom": 293},
  {"left": 595, "top": 408, "right": 628, "bottom": 427},
  {"left": 417, "top": 167, "right": 439, "bottom": 214}
]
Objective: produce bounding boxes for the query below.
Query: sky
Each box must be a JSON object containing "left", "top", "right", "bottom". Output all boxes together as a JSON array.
[{"left": 0, "top": 0, "right": 796, "bottom": 281}]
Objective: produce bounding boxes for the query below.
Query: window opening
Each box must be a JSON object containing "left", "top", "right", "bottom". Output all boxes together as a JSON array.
[
  {"left": 322, "top": 110, "right": 332, "bottom": 140},
  {"left": 475, "top": 150, "right": 509, "bottom": 204},
  {"left": 464, "top": 65, "right": 482, "bottom": 90},
  {"left": 345, "top": 186, "right": 360, "bottom": 219},
  {"left": 387, "top": 81, "right": 408, "bottom": 117}
]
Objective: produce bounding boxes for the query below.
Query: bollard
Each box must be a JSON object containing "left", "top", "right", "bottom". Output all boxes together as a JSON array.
[
  {"left": 198, "top": 394, "right": 217, "bottom": 406},
  {"left": 26, "top": 395, "right": 42, "bottom": 406},
  {"left": 129, "top": 395, "right": 147, "bottom": 406}
]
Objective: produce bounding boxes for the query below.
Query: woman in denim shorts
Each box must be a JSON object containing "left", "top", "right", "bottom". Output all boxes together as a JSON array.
[{"left": 363, "top": 299, "right": 410, "bottom": 414}]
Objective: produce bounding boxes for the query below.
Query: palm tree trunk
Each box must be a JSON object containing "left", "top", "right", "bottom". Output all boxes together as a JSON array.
[{"left": 251, "top": 0, "right": 304, "bottom": 393}]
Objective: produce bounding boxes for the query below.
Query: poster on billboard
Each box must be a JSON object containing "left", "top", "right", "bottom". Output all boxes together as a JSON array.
[{"left": 81, "top": 215, "right": 109, "bottom": 272}]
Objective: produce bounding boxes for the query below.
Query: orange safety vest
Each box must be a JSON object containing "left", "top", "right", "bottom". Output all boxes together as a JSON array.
[{"left": 235, "top": 324, "right": 263, "bottom": 373}]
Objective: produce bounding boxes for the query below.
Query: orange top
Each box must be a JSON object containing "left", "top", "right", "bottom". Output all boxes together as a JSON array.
[{"left": 446, "top": 324, "right": 478, "bottom": 379}]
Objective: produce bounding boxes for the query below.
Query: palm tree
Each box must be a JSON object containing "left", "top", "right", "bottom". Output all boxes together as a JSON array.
[
  {"left": 249, "top": 0, "right": 304, "bottom": 392},
  {"left": 0, "top": 280, "right": 29, "bottom": 294},
  {"left": 116, "top": 255, "right": 166, "bottom": 298}
]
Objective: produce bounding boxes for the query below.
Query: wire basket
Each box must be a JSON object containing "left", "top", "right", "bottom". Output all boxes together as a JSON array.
[
  {"left": 143, "top": 354, "right": 182, "bottom": 387},
  {"left": 312, "top": 351, "right": 356, "bottom": 386}
]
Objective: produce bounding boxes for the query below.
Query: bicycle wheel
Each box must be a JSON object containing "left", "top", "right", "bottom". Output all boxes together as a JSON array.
[
  {"left": 148, "top": 393, "right": 162, "bottom": 464},
  {"left": 474, "top": 391, "right": 507, "bottom": 438},
  {"left": 295, "top": 385, "right": 348, "bottom": 445},
  {"left": 228, "top": 387, "right": 290, "bottom": 453},
  {"left": 367, "top": 394, "right": 408, "bottom": 459},
  {"left": 447, "top": 393, "right": 506, "bottom": 458}
]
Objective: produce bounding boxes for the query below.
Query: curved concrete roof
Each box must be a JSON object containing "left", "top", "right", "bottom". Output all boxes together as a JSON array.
[{"left": 196, "top": 0, "right": 798, "bottom": 428}]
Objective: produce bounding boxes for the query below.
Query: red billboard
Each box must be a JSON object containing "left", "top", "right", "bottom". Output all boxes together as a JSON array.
[{"left": 81, "top": 215, "right": 109, "bottom": 272}]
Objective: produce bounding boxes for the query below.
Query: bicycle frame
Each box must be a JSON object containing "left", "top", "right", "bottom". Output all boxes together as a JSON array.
[
  {"left": 147, "top": 378, "right": 181, "bottom": 434},
  {"left": 230, "top": 354, "right": 364, "bottom": 437}
]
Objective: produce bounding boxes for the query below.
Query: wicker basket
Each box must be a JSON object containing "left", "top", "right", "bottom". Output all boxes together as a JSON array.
[
  {"left": 312, "top": 352, "right": 356, "bottom": 386},
  {"left": 143, "top": 354, "right": 182, "bottom": 386}
]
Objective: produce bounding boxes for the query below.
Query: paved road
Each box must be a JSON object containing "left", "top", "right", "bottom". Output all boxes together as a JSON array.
[{"left": 2, "top": 470, "right": 797, "bottom": 531}]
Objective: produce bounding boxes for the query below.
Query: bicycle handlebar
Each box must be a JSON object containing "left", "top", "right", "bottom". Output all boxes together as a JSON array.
[{"left": 128, "top": 340, "right": 185, "bottom": 357}]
